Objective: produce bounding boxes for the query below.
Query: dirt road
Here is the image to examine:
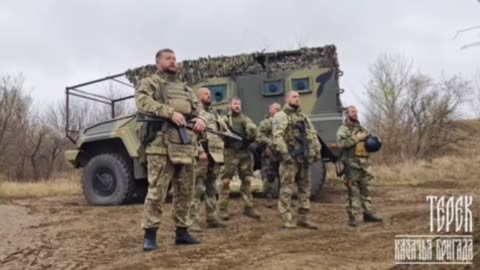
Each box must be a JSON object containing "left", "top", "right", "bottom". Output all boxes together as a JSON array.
[{"left": 0, "top": 180, "right": 478, "bottom": 270}]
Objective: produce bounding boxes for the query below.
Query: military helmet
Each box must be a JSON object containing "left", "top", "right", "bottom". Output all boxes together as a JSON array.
[{"left": 365, "top": 135, "right": 382, "bottom": 153}]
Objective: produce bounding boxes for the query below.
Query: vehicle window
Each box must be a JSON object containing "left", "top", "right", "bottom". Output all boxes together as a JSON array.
[
  {"left": 205, "top": 84, "right": 228, "bottom": 104},
  {"left": 291, "top": 77, "right": 311, "bottom": 93},
  {"left": 263, "top": 80, "right": 284, "bottom": 96}
]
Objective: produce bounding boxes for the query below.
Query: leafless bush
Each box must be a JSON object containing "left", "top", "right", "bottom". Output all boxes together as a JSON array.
[{"left": 364, "top": 53, "right": 475, "bottom": 162}]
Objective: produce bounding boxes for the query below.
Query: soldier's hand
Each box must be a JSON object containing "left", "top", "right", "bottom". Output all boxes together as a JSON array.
[
  {"left": 199, "top": 152, "right": 208, "bottom": 161},
  {"left": 172, "top": 112, "right": 186, "bottom": 127},
  {"left": 192, "top": 118, "right": 206, "bottom": 133},
  {"left": 354, "top": 131, "right": 368, "bottom": 142}
]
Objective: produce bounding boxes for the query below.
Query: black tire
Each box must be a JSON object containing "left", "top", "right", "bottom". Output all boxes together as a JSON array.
[
  {"left": 310, "top": 160, "right": 326, "bottom": 201},
  {"left": 82, "top": 153, "right": 135, "bottom": 206}
]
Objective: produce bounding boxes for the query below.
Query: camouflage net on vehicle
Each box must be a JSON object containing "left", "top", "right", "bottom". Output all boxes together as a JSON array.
[{"left": 125, "top": 45, "right": 339, "bottom": 86}]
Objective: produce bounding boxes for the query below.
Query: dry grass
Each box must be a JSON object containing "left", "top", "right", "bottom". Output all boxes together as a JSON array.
[{"left": 0, "top": 173, "right": 80, "bottom": 199}]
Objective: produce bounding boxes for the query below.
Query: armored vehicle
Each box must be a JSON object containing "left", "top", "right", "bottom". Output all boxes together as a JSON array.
[{"left": 65, "top": 45, "right": 345, "bottom": 205}]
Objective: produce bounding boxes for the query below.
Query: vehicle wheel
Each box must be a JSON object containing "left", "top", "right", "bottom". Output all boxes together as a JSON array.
[
  {"left": 82, "top": 153, "right": 135, "bottom": 205},
  {"left": 310, "top": 160, "right": 326, "bottom": 201}
]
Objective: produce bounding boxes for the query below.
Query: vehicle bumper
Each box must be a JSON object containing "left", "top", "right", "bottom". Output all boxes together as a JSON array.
[{"left": 65, "top": 150, "right": 80, "bottom": 167}]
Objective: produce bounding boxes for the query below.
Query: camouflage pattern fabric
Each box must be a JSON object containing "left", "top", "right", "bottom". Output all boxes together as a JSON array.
[
  {"left": 257, "top": 117, "right": 279, "bottom": 193},
  {"left": 141, "top": 155, "right": 194, "bottom": 229},
  {"left": 136, "top": 71, "right": 202, "bottom": 229},
  {"left": 272, "top": 104, "right": 321, "bottom": 222},
  {"left": 190, "top": 157, "right": 222, "bottom": 223},
  {"left": 190, "top": 105, "right": 226, "bottom": 224},
  {"left": 218, "top": 113, "right": 258, "bottom": 212},
  {"left": 218, "top": 149, "right": 255, "bottom": 212},
  {"left": 125, "top": 46, "right": 340, "bottom": 86},
  {"left": 336, "top": 119, "right": 374, "bottom": 217}
]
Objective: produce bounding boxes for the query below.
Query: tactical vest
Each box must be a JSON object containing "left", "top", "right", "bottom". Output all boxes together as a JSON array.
[
  {"left": 226, "top": 114, "right": 248, "bottom": 150},
  {"left": 202, "top": 107, "right": 224, "bottom": 163},
  {"left": 340, "top": 123, "right": 369, "bottom": 160},
  {"left": 152, "top": 74, "right": 198, "bottom": 164},
  {"left": 282, "top": 111, "right": 317, "bottom": 162}
]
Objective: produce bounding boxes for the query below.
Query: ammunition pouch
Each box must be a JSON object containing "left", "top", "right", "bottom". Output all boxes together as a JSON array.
[
  {"left": 168, "top": 99, "right": 192, "bottom": 115},
  {"left": 354, "top": 141, "right": 369, "bottom": 158}
]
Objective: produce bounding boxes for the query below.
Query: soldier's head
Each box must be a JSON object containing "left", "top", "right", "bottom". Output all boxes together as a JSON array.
[
  {"left": 269, "top": 102, "right": 281, "bottom": 117},
  {"left": 286, "top": 91, "right": 300, "bottom": 108},
  {"left": 197, "top": 87, "right": 212, "bottom": 106},
  {"left": 155, "top": 48, "right": 177, "bottom": 75},
  {"left": 345, "top": 106, "right": 358, "bottom": 122},
  {"left": 229, "top": 97, "right": 242, "bottom": 114}
]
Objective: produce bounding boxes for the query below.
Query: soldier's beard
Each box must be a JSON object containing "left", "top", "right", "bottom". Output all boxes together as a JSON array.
[
  {"left": 289, "top": 103, "right": 299, "bottom": 109},
  {"left": 203, "top": 101, "right": 211, "bottom": 107}
]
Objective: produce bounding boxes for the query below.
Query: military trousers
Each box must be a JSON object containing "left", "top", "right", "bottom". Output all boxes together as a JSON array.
[
  {"left": 345, "top": 165, "right": 374, "bottom": 217},
  {"left": 190, "top": 156, "right": 221, "bottom": 223},
  {"left": 141, "top": 154, "right": 195, "bottom": 229},
  {"left": 278, "top": 161, "right": 311, "bottom": 221},
  {"left": 261, "top": 151, "right": 280, "bottom": 194},
  {"left": 218, "top": 149, "right": 255, "bottom": 211}
]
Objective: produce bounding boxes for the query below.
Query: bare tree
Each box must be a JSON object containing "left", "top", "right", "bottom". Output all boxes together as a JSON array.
[
  {"left": 363, "top": 53, "right": 413, "bottom": 160},
  {"left": 364, "top": 53, "right": 474, "bottom": 161}
]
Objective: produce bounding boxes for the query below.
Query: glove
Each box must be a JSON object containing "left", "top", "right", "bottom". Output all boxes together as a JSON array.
[{"left": 354, "top": 131, "right": 368, "bottom": 142}]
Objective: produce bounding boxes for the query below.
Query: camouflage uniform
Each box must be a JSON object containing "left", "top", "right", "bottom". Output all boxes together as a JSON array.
[
  {"left": 257, "top": 116, "right": 280, "bottom": 196},
  {"left": 218, "top": 112, "right": 258, "bottom": 218},
  {"left": 272, "top": 104, "right": 321, "bottom": 229},
  {"left": 336, "top": 119, "right": 377, "bottom": 223},
  {"left": 135, "top": 71, "right": 205, "bottom": 231},
  {"left": 190, "top": 105, "right": 227, "bottom": 226}
]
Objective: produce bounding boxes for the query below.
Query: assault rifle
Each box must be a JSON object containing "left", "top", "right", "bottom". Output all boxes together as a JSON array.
[{"left": 136, "top": 112, "right": 243, "bottom": 145}]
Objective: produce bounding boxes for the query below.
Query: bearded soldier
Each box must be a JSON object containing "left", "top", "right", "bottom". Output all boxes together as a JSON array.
[
  {"left": 257, "top": 102, "right": 281, "bottom": 207},
  {"left": 218, "top": 97, "right": 261, "bottom": 220},
  {"left": 272, "top": 91, "right": 321, "bottom": 230},
  {"left": 336, "top": 106, "right": 383, "bottom": 227},
  {"left": 135, "top": 48, "right": 207, "bottom": 251},
  {"left": 189, "top": 87, "right": 228, "bottom": 232}
]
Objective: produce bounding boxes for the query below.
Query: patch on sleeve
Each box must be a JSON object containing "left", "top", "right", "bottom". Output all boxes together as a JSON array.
[{"left": 272, "top": 118, "right": 281, "bottom": 129}]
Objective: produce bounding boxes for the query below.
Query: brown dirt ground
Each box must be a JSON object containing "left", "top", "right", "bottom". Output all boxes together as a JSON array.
[{"left": 0, "top": 180, "right": 478, "bottom": 270}]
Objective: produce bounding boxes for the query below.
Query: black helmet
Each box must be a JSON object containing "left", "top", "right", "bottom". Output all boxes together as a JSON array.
[{"left": 365, "top": 135, "right": 382, "bottom": 153}]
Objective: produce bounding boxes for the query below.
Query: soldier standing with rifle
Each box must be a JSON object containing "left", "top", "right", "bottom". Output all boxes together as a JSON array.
[
  {"left": 218, "top": 97, "right": 261, "bottom": 221},
  {"left": 189, "top": 87, "right": 228, "bottom": 232},
  {"left": 272, "top": 91, "right": 321, "bottom": 230},
  {"left": 135, "top": 48, "right": 207, "bottom": 251},
  {"left": 257, "top": 102, "right": 281, "bottom": 207},
  {"left": 336, "top": 106, "right": 382, "bottom": 227}
]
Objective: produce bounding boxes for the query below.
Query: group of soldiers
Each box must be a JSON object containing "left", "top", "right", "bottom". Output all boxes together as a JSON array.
[{"left": 135, "top": 48, "right": 382, "bottom": 252}]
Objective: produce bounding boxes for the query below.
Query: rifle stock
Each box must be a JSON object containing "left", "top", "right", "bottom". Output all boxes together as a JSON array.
[{"left": 136, "top": 112, "right": 243, "bottom": 143}]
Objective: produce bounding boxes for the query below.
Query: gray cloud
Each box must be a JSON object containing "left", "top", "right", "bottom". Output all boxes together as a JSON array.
[{"left": 0, "top": 0, "right": 479, "bottom": 116}]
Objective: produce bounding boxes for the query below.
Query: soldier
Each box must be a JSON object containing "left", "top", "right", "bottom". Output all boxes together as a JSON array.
[
  {"left": 135, "top": 48, "right": 207, "bottom": 251},
  {"left": 336, "top": 105, "right": 383, "bottom": 227},
  {"left": 257, "top": 102, "right": 282, "bottom": 207},
  {"left": 218, "top": 97, "right": 261, "bottom": 220},
  {"left": 189, "top": 87, "right": 228, "bottom": 232},
  {"left": 272, "top": 91, "right": 321, "bottom": 230}
]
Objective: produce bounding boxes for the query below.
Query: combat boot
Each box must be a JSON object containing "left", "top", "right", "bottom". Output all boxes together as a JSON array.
[
  {"left": 189, "top": 221, "right": 203, "bottom": 233},
  {"left": 143, "top": 228, "right": 158, "bottom": 252},
  {"left": 175, "top": 227, "right": 201, "bottom": 245},
  {"left": 243, "top": 207, "right": 261, "bottom": 220},
  {"left": 281, "top": 213, "right": 296, "bottom": 230},
  {"left": 219, "top": 209, "right": 230, "bottom": 221},
  {"left": 348, "top": 215, "right": 357, "bottom": 227},
  {"left": 363, "top": 213, "right": 383, "bottom": 223},
  {"left": 297, "top": 210, "right": 318, "bottom": 230},
  {"left": 206, "top": 218, "right": 227, "bottom": 229}
]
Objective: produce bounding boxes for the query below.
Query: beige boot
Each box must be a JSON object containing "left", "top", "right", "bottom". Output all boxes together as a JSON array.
[{"left": 281, "top": 213, "right": 297, "bottom": 230}]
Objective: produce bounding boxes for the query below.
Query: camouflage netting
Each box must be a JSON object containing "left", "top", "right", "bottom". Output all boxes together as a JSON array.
[{"left": 125, "top": 45, "right": 339, "bottom": 86}]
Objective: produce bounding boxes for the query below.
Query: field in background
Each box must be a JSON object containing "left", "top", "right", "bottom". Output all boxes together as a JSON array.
[{"left": 0, "top": 172, "right": 80, "bottom": 199}]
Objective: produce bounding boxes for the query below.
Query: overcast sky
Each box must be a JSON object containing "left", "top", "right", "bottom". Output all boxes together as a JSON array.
[{"left": 1, "top": 0, "right": 479, "bottom": 117}]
